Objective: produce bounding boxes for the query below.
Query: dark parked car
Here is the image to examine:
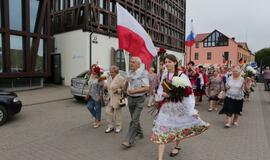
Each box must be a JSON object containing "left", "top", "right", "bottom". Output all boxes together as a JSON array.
[{"left": 0, "top": 90, "right": 22, "bottom": 126}]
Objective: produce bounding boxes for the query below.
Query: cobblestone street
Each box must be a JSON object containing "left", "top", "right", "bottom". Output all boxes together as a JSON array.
[{"left": 0, "top": 84, "right": 270, "bottom": 160}]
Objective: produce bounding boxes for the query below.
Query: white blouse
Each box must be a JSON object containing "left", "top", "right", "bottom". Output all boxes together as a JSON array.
[{"left": 226, "top": 77, "right": 244, "bottom": 100}]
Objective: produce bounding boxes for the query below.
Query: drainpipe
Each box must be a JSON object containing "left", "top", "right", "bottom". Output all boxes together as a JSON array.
[
  {"left": 88, "top": 1, "right": 94, "bottom": 69},
  {"left": 89, "top": 32, "right": 94, "bottom": 68}
]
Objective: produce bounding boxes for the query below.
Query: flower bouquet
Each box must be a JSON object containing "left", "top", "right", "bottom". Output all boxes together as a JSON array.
[
  {"left": 243, "top": 66, "right": 256, "bottom": 78},
  {"left": 92, "top": 65, "right": 106, "bottom": 82},
  {"left": 149, "top": 75, "right": 193, "bottom": 116},
  {"left": 163, "top": 76, "right": 193, "bottom": 102}
]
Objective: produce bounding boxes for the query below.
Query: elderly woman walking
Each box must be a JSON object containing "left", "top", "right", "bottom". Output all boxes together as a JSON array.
[
  {"left": 207, "top": 69, "right": 225, "bottom": 112},
  {"left": 86, "top": 64, "right": 104, "bottom": 128},
  {"left": 219, "top": 66, "right": 245, "bottom": 128},
  {"left": 105, "top": 65, "right": 125, "bottom": 133}
]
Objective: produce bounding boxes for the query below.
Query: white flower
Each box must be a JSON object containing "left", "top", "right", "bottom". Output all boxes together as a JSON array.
[
  {"left": 246, "top": 66, "right": 256, "bottom": 74},
  {"left": 172, "top": 76, "right": 189, "bottom": 88},
  {"left": 246, "top": 66, "right": 253, "bottom": 71}
]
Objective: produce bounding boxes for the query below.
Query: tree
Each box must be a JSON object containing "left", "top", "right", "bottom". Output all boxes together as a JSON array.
[{"left": 255, "top": 47, "right": 270, "bottom": 68}]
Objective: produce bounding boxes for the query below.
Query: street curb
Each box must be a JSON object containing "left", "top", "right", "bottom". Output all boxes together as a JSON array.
[{"left": 22, "top": 97, "right": 73, "bottom": 107}]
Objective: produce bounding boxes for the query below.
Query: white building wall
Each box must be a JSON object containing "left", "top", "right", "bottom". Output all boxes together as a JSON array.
[
  {"left": 55, "top": 30, "right": 185, "bottom": 85},
  {"left": 91, "top": 33, "right": 118, "bottom": 70},
  {"left": 54, "top": 30, "right": 89, "bottom": 85},
  {"left": 54, "top": 31, "right": 119, "bottom": 86}
]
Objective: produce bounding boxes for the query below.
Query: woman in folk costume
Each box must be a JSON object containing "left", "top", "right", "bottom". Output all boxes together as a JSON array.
[
  {"left": 186, "top": 61, "right": 200, "bottom": 105},
  {"left": 104, "top": 65, "right": 125, "bottom": 133},
  {"left": 194, "top": 66, "right": 205, "bottom": 105},
  {"left": 151, "top": 54, "right": 210, "bottom": 160}
]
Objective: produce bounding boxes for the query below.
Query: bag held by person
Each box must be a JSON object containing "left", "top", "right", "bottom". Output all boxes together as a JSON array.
[
  {"left": 119, "top": 90, "right": 126, "bottom": 107},
  {"left": 217, "top": 91, "right": 225, "bottom": 99}
]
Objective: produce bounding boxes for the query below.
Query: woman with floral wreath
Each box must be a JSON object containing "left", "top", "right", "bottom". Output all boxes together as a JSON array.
[
  {"left": 86, "top": 64, "right": 104, "bottom": 128},
  {"left": 151, "top": 54, "right": 210, "bottom": 160}
]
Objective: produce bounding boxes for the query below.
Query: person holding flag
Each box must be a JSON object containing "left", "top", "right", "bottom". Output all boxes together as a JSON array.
[{"left": 116, "top": 3, "right": 152, "bottom": 148}]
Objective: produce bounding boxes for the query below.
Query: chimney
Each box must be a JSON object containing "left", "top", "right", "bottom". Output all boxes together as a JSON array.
[{"left": 232, "top": 37, "right": 235, "bottom": 41}]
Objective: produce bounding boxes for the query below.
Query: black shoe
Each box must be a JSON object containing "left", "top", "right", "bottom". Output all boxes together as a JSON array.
[
  {"left": 169, "top": 147, "right": 181, "bottom": 157},
  {"left": 121, "top": 141, "right": 131, "bottom": 148},
  {"left": 136, "top": 133, "right": 144, "bottom": 139}
]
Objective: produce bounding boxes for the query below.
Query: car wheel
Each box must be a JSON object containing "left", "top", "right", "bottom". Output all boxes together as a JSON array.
[
  {"left": 0, "top": 105, "right": 8, "bottom": 126},
  {"left": 74, "top": 96, "right": 85, "bottom": 102}
]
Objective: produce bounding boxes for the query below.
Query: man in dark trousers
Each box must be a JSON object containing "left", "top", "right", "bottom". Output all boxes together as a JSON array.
[{"left": 121, "top": 56, "right": 149, "bottom": 148}]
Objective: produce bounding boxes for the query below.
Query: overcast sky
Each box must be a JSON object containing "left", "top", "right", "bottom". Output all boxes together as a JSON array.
[{"left": 186, "top": 0, "right": 270, "bottom": 53}]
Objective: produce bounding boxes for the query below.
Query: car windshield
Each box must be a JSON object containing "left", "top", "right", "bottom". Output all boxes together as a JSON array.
[
  {"left": 75, "top": 70, "right": 127, "bottom": 80},
  {"left": 76, "top": 71, "right": 89, "bottom": 78}
]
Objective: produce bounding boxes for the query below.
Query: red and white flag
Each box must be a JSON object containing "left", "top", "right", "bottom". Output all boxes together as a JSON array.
[{"left": 116, "top": 3, "right": 157, "bottom": 69}]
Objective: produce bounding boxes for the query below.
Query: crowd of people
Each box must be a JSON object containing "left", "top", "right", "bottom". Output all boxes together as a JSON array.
[{"left": 83, "top": 53, "right": 258, "bottom": 160}]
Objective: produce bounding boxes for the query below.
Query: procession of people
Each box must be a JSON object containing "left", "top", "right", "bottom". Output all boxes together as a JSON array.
[{"left": 84, "top": 49, "right": 258, "bottom": 160}]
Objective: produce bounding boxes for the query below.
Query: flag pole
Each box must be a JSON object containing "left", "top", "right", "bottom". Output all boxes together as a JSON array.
[
  {"left": 189, "top": 45, "right": 192, "bottom": 62},
  {"left": 189, "top": 19, "right": 193, "bottom": 63}
]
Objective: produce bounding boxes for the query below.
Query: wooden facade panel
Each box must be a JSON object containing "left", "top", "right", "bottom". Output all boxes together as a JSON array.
[
  {"left": 0, "top": 0, "right": 52, "bottom": 78},
  {"left": 52, "top": 0, "right": 186, "bottom": 52}
]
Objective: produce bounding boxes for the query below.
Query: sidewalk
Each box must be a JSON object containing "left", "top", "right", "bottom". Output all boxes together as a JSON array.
[{"left": 16, "top": 84, "right": 73, "bottom": 106}]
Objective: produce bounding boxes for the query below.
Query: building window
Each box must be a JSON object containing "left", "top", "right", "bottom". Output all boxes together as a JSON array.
[
  {"left": 99, "top": 0, "right": 106, "bottom": 9},
  {"left": 134, "top": 12, "right": 139, "bottom": 21},
  {"left": 141, "top": 15, "right": 145, "bottom": 25},
  {"left": 0, "top": 0, "right": 2, "bottom": 27},
  {"left": 66, "top": 0, "right": 74, "bottom": 8},
  {"left": 30, "top": 0, "right": 40, "bottom": 33},
  {"left": 195, "top": 52, "right": 199, "bottom": 60},
  {"left": 115, "top": 50, "right": 125, "bottom": 71},
  {"left": 10, "top": 35, "right": 24, "bottom": 72},
  {"left": 0, "top": 34, "right": 3, "bottom": 72},
  {"left": 78, "top": 0, "right": 85, "bottom": 4},
  {"left": 224, "top": 52, "right": 229, "bottom": 61},
  {"left": 109, "top": 0, "right": 116, "bottom": 12},
  {"left": 60, "top": 0, "right": 64, "bottom": 10},
  {"left": 207, "top": 52, "right": 212, "bottom": 60},
  {"left": 9, "top": 0, "right": 23, "bottom": 31},
  {"left": 195, "top": 42, "right": 199, "bottom": 48},
  {"left": 203, "top": 31, "right": 229, "bottom": 47},
  {"left": 111, "top": 15, "right": 116, "bottom": 26},
  {"left": 35, "top": 39, "right": 45, "bottom": 72},
  {"left": 99, "top": 12, "right": 107, "bottom": 25}
]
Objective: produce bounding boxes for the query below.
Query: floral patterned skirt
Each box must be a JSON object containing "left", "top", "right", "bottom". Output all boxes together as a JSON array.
[{"left": 151, "top": 102, "right": 210, "bottom": 144}]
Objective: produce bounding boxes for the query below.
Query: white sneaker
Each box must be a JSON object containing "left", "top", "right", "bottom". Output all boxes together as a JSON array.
[
  {"left": 115, "top": 128, "right": 121, "bottom": 133},
  {"left": 105, "top": 127, "right": 114, "bottom": 133}
]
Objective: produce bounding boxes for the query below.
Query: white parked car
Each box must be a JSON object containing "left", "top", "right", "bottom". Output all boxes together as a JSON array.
[{"left": 70, "top": 70, "right": 127, "bottom": 101}]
